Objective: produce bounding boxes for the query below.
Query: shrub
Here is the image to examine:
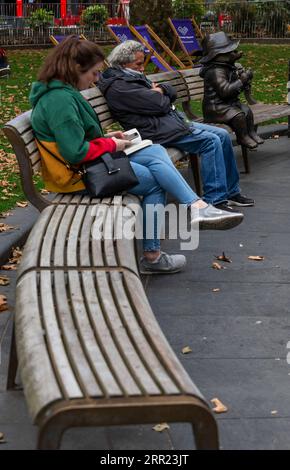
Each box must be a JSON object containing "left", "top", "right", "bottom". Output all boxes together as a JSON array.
[
  {"left": 81, "top": 5, "right": 108, "bottom": 28},
  {"left": 28, "top": 8, "right": 54, "bottom": 30}
]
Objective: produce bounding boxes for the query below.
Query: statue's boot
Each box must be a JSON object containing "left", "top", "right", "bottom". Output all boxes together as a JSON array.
[
  {"left": 246, "top": 108, "right": 265, "bottom": 144},
  {"left": 230, "top": 114, "right": 258, "bottom": 149}
]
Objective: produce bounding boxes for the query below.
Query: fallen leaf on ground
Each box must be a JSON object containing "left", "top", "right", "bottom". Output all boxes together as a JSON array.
[
  {"left": 0, "top": 276, "right": 9, "bottom": 286},
  {"left": 0, "top": 212, "right": 12, "bottom": 219},
  {"left": 16, "top": 201, "right": 28, "bottom": 208},
  {"left": 248, "top": 256, "right": 265, "bottom": 261},
  {"left": 271, "top": 410, "right": 278, "bottom": 415},
  {"left": 215, "top": 252, "right": 232, "bottom": 263},
  {"left": 212, "top": 288, "right": 220, "bottom": 292},
  {"left": 0, "top": 264, "right": 17, "bottom": 270},
  {"left": 9, "top": 247, "right": 22, "bottom": 264},
  {"left": 212, "top": 262, "right": 225, "bottom": 270},
  {"left": 0, "top": 295, "right": 8, "bottom": 312},
  {"left": 0, "top": 223, "right": 15, "bottom": 233},
  {"left": 211, "top": 398, "right": 228, "bottom": 414},
  {"left": 152, "top": 423, "right": 170, "bottom": 432},
  {"left": 40, "top": 189, "right": 50, "bottom": 195},
  {"left": 0, "top": 432, "right": 6, "bottom": 443},
  {"left": 182, "top": 346, "right": 192, "bottom": 354}
]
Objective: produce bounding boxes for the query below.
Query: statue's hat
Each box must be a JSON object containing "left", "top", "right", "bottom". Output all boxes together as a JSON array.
[{"left": 200, "top": 31, "right": 240, "bottom": 64}]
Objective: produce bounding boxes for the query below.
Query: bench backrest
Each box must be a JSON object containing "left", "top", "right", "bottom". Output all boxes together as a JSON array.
[
  {"left": 3, "top": 72, "right": 203, "bottom": 212},
  {"left": 3, "top": 87, "right": 115, "bottom": 211}
]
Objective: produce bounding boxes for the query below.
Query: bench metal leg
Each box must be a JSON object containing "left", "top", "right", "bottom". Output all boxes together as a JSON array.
[
  {"left": 36, "top": 396, "right": 219, "bottom": 450},
  {"left": 188, "top": 154, "right": 202, "bottom": 196},
  {"left": 241, "top": 145, "right": 250, "bottom": 174},
  {"left": 190, "top": 410, "right": 219, "bottom": 450},
  {"left": 37, "top": 423, "right": 65, "bottom": 450},
  {"left": 6, "top": 322, "right": 19, "bottom": 390},
  {"left": 288, "top": 116, "right": 290, "bottom": 138}
]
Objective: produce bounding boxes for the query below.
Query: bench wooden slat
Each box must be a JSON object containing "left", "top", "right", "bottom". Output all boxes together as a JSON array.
[
  {"left": 115, "top": 201, "right": 140, "bottom": 276},
  {"left": 110, "top": 270, "right": 180, "bottom": 394},
  {"left": 91, "top": 202, "right": 109, "bottom": 267},
  {"left": 90, "top": 102, "right": 111, "bottom": 114},
  {"left": 66, "top": 205, "right": 87, "bottom": 266},
  {"left": 54, "top": 205, "right": 76, "bottom": 267},
  {"left": 79, "top": 205, "right": 95, "bottom": 267},
  {"left": 22, "top": 129, "right": 35, "bottom": 145},
  {"left": 81, "top": 270, "right": 143, "bottom": 396},
  {"left": 99, "top": 118, "right": 115, "bottom": 130},
  {"left": 40, "top": 271, "right": 84, "bottom": 398},
  {"left": 30, "top": 152, "right": 41, "bottom": 169},
  {"left": 103, "top": 205, "right": 119, "bottom": 267},
  {"left": 53, "top": 270, "right": 104, "bottom": 398},
  {"left": 40, "top": 205, "right": 67, "bottom": 266},
  {"left": 95, "top": 270, "right": 161, "bottom": 395},
  {"left": 16, "top": 271, "right": 63, "bottom": 422}
]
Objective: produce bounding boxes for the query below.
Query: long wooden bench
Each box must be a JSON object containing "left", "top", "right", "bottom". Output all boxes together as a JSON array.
[{"left": 3, "top": 92, "right": 219, "bottom": 449}]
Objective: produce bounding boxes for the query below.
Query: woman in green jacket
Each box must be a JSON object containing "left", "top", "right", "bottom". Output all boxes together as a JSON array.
[{"left": 30, "top": 36, "right": 242, "bottom": 274}]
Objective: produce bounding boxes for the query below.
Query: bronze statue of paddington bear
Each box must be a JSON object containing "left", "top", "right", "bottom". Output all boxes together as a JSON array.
[{"left": 199, "top": 31, "right": 264, "bottom": 149}]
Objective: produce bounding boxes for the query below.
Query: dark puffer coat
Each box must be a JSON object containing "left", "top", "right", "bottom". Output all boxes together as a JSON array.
[
  {"left": 200, "top": 62, "right": 248, "bottom": 123},
  {"left": 98, "top": 67, "right": 190, "bottom": 145}
]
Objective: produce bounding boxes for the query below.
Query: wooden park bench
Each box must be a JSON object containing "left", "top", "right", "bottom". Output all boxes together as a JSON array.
[
  {"left": 3, "top": 89, "right": 218, "bottom": 450},
  {"left": 148, "top": 64, "right": 290, "bottom": 174}
]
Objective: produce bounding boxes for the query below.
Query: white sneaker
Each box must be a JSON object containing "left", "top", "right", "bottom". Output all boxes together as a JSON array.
[
  {"left": 191, "top": 204, "right": 244, "bottom": 230},
  {"left": 139, "top": 252, "right": 186, "bottom": 274}
]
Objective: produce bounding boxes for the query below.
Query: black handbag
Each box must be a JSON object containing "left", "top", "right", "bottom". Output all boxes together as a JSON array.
[
  {"left": 36, "top": 140, "right": 139, "bottom": 198},
  {"left": 82, "top": 151, "right": 139, "bottom": 197}
]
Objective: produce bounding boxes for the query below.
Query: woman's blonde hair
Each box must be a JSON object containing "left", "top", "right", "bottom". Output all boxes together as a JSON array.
[{"left": 38, "top": 35, "right": 105, "bottom": 87}]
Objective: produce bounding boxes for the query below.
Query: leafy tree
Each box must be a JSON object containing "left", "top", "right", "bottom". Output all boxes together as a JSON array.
[
  {"left": 172, "top": 0, "right": 205, "bottom": 22},
  {"left": 130, "top": 0, "right": 173, "bottom": 42}
]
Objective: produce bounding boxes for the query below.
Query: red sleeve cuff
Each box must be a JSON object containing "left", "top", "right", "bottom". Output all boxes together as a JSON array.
[{"left": 81, "top": 138, "right": 117, "bottom": 163}]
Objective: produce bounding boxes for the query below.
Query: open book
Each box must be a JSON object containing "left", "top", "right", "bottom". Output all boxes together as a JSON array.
[{"left": 122, "top": 128, "right": 153, "bottom": 156}]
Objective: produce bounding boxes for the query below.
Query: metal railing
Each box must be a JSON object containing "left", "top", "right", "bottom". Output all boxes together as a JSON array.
[
  {"left": 0, "top": 2, "right": 118, "bottom": 45},
  {"left": 0, "top": 1, "right": 290, "bottom": 44},
  {"left": 0, "top": 25, "right": 111, "bottom": 46},
  {"left": 176, "top": 0, "right": 290, "bottom": 38},
  {"left": 0, "top": 2, "right": 118, "bottom": 18}
]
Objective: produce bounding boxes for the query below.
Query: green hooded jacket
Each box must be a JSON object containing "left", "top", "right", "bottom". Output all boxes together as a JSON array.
[{"left": 29, "top": 79, "right": 104, "bottom": 164}]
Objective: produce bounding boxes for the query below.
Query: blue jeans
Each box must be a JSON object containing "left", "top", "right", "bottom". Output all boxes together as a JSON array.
[
  {"left": 167, "top": 122, "right": 241, "bottom": 205},
  {"left": 129, "top": 144, "right": 198, "bottom": 252}
]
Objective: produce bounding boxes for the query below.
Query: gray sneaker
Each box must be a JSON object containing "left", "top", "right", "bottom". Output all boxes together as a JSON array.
[
  {"left": 191, "top": 204, "right": 244, "bottom": 230},
  {"left": 139, "top": 251, "right": 186, "bottom": 275}
]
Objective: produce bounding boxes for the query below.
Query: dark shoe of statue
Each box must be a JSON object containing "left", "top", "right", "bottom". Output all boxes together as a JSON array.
[
  {"left": 230, "top": 113, "right": 258, "bottom": 149},
  {"left": 237, "top": 134, "right": 258, "bottom": 149},
  {"left": 248, "top": 131, "right": 264, "bottom": 145}
]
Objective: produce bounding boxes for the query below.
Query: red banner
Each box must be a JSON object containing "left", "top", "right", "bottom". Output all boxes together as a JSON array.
[
  {"left": 60, "top": 0, "right": 67, "bottom": 19},
  {"left": 16, "top": 0, "right": 23, "bottom": 17}
]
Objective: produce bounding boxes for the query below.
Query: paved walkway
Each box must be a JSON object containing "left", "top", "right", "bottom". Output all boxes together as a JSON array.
[{"left": 1, "top": 134, "right": 290, "bottom": 449}]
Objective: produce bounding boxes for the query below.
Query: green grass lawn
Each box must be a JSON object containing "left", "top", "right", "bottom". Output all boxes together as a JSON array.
[{"left": 0, "top": 44, "right": 289, "bottom": 213}]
